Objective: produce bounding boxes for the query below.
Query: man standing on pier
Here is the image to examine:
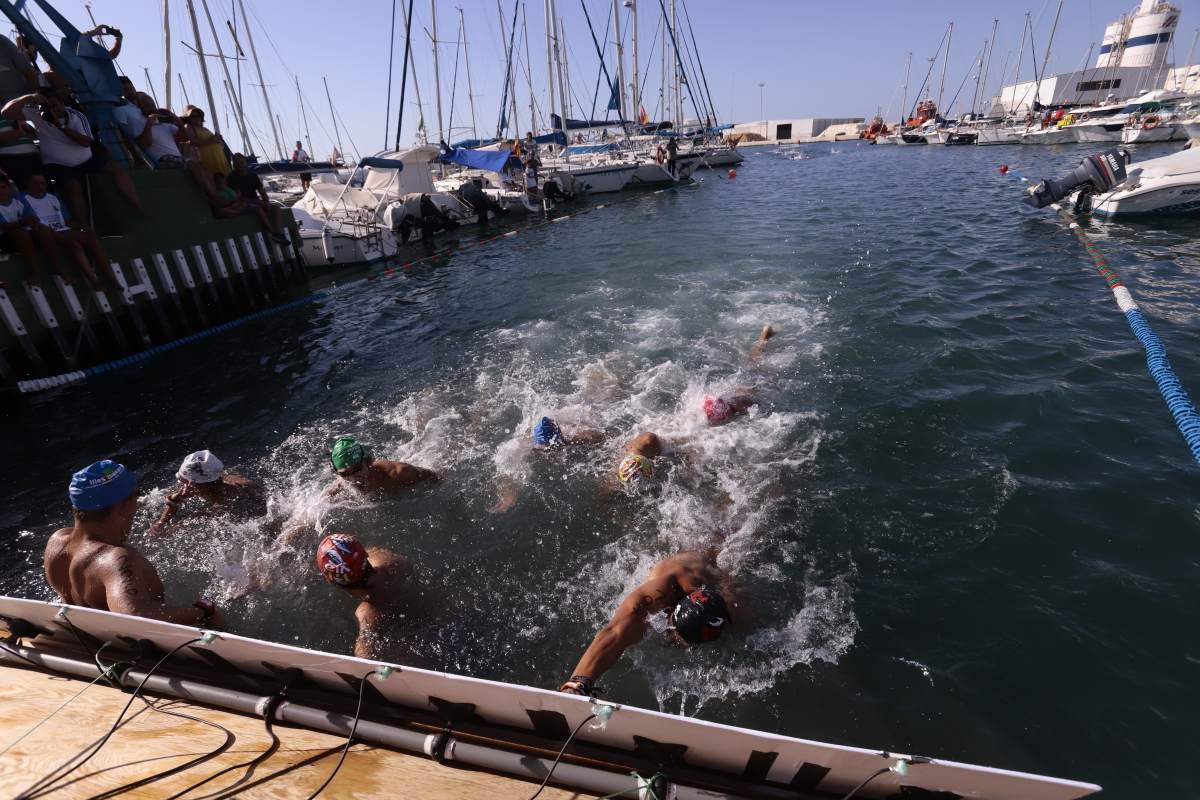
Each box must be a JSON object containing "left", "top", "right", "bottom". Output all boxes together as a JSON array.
[
  {"left": 44, "top": 460, "right": 225, "bottom": 628},
  {"left": 292, "top": 139, "right": 312, "bottom": 190}
]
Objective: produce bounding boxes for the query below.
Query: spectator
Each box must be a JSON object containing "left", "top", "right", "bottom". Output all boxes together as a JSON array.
[
  {"left": 0, "top": 34, "right": 37, "bottom": 106},
  {"left": 291, "top": 139, "right": 311, "bottom": 190},
  {"left": 21, "top": 172, "right": 115, "bottom": 287},
  {"left": 1, "top": 91, "right": 142, "bottom": 227},
  {"left": 80, "top": 24, "right": 123, "bottom": 60},
  {"left": 0, "top": 172, "right": 65, "bottom": 286},
  {"left": 228, "top": 152, "right": 287, "bottom": 239},
  {"left": 211, "top": 170, "right": 288, "bottom": 244},
  {"left": 131, "top": 93, "right": 217, "bottom": 200},
  {"left": 181, "top": 105, "right": 230, "bottom": 177},
  {"left": 0, "top": 112, "right": 37, "bottom": 188}
]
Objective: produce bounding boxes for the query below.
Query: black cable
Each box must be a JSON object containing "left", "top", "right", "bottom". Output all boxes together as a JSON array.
[
  {"left": 167, "top": 695, "right": 284, "bottom": 800},
  {"left": 526, "top": 713, "right": 597, "bottom": 800},
  {"left": 302, "top": 672, "right": 372, "bottom": 799},
  {"left": 16, "top": 636, "right": 203, "bottom": 800},
  {"left": 840, "top": 766, "right": 892, "bottom": 800}
]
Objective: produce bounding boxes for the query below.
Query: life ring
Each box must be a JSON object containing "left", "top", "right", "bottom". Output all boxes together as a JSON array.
[
  {"left": 655, "top": 147, "right": 665, "bottom": 165},
  {"left": 1142, "top": 115, "right": 1160, "bottom": 130}
]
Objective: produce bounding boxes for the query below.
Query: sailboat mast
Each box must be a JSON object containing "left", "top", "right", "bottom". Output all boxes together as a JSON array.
[
  {"left": 543, "top": 0, "right": 556, "bottom": 140},
  {"left": 936, "top": 21, "right": 952, "bottom": 116},
  {"left": 550, "top": 0, "right": 568, "bottom": 139},
  {"left": 630, "top": 0, "right": 640, "bottom": 122},
  {"left": 670, "top": 0, "right": 679, "bottom": 124},
  {"left": 399, "top": 0, "right": 427, "bottom": 145},
  {"left": 238, "top": 0, "right": 282, "bottom": 159},
  {"left": 979, "top": 18, "right": 998, "bottom": 116},
  {"left": 559, "top": 16, "right": 572, "bottom": 120},
  {"left": 611, "top": 0, "right": 627, "bottom": 123},
  {"left": 296, "top": 76, "right": 313, "bottom": 157},
  {"left": 184, "top": 0, "right": 221, "bottom": 134},
  {"left": 1037, "top": 0, "right": 1064, "bottom": 106},
  {"left": 522, "top": 2, "right": 537, "bottom": 133},
  {"left": 162, "top": 0, "right": 172, "bottom": 110},
  {"left": 900, "top": 51, "right": 911, "bottom": 125},
  {"left": 459, "top": 8, "right": 479, "bottom": 141},
  {"left": 431, "top": 0, "right": 445, "bottom": 145},
  {"left": 1010, "top": 14, "right": 1029, "bottom": 112},
  {"left": 323, "top": 76, "right": 344, "bottom": 161},
  {"left": 199, "top": 0, "right": 249, "bottom": 152}
]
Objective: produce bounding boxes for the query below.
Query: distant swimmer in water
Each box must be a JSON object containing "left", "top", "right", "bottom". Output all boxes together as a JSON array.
[
  {"left": 489, "top": 416, "right": 605, "bottom": 513},
  {"left": 315, "top": 533, "right": 416, "bottom": 660},
  {"left": 44, "top": 460, "right": 226, "bottom": 628},
  {"left": 616, "top": 431, "right": 663, "bottom": 489},
  {"left": 559, "top": 548, "right": 739, "bottom": 696},
  {"left": 149, "top": 450, "right": 266, "bottom": 536},
  {"left": 325, "top": 436, "right": 438, "bottom": 499},
  {"left": 701, "top": 325, "right": 774, "bottom": 425}
]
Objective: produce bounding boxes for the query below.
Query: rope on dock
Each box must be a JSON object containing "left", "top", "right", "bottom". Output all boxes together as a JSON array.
[{"left": 15, "top": 183, "right": 688, "bottom": 395}]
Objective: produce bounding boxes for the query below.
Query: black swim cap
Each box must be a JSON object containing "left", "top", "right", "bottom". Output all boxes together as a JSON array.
[{"left": 671, "top": 587, "right": 730, "bottom": 645}]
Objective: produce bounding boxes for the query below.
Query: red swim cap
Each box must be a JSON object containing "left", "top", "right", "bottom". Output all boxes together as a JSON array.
[
  {"left": 316, "top": 534, "right": 370, "bottom": 586},
  {"left": 703, "top": 394, "right": 733, "bottom": 424}
]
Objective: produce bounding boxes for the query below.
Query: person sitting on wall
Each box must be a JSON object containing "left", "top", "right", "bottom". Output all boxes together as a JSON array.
[
  {"left": 21, "top": 172, "right": 115, "bottom": 287},
  {"left": 0, "top": 171, "right": 65, "bottom": 287},
  {"left": 228, "top": 152, "right": 287, "bottom": 238},
  {"left": 211, "top": 170, "right": 289, "bottom": 244},
  {"left": 1, "top": 91, "right": 143, "bottom": 228}
]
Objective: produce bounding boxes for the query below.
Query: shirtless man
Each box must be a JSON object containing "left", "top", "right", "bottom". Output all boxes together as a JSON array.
[
  {"left": 701, "top": 325, "right": 775, "bottom": 425},
  {"left": 490, "top": 417, "right": 605, "bottom": 513},
  {"left": 325, "top": 436, "right": 438, "bottom": 499},
  {"left": 44, "top": 460, "right": 225, "bottom": 628},
  {"left": 150, "top": 450, "right": 266, "bottom": 536},
  {"left": 560, "top": 549, "right": 737, "bottom": 696},
  {"left": 314, "top": 533, "right": 413, "bottom": 660},
  {"left": 616, "top": 431, "right": 663, "bottom": 488}
]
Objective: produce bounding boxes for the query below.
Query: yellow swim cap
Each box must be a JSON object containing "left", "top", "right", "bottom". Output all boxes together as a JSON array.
[{"left": 618, "top": 454, "right": 652, "bottom": 485}]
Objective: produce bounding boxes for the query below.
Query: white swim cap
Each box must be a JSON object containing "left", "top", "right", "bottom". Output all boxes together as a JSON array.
[{"left": 177, "top": 450, "right": 224, "bottom": 484}]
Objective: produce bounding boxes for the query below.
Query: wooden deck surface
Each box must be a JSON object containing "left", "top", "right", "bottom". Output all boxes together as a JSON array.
[{"left": 0, "top": 663, "right": 598, "bottom": 799}]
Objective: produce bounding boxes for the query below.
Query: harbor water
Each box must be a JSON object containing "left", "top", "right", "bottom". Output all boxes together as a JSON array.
[{"left": 3, "top": 142, "right": 1198, "bottom": 795}]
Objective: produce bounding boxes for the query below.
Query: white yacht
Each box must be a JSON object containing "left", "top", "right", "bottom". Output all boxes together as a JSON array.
[{"left": 1081, "top": 144, "right": 1200, "bottom": 216}]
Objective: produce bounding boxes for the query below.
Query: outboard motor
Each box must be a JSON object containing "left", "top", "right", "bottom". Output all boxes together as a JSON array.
[{"left": 1022, "top": 149, "right": 1130, "bottom": 209}]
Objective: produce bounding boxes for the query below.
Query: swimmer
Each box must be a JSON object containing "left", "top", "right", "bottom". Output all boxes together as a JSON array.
[
  {"left": 616, "top": 431, "right": 663, "bottom": 489},
  {"left": 489, "top": 417, "right": 605, "bottom": 513},
  {"left": 324, "top": 436, "right": 438, "bottom": 499},
  {"left": 315, "top": 533, "right": 414, "bottom": 660},
  {"left": 149, "top": 450, "right": 266, "bottom": 536},
  {"left": 44, "top": 460, "right": 226, "bottom": 628},
  {"left": 559, "top": 548, "right": 739, "bottom": 696},
  {"left": 701, "top": 325, "right": 775, "bottom": 425}
]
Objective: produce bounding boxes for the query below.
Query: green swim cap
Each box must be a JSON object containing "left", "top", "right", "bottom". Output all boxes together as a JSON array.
[{"left": 330, "top": 436, "right": 370, "bottom": 471}]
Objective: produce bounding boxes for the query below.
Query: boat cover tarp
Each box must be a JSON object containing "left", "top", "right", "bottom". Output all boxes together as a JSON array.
[
  {"left": 551, "top": 113, "right": 631, "bottom": 130},
  {"left": 438, "top": 146, "right": 512, "bottom": 173},
  {"left": 449, "top": 137, "right": 500, "bottom": 150},
  {"left": 562, "top": 143, "right": 620, "bottom": 155},
  {"left": 250, "top": 160, "right": 337, "bottom": 175},
  {"left": 529, "top": 131, "right": 568, "bottom": 146},
  {"left": 358, "top": 157, "right": 407, "bottom": 170}
]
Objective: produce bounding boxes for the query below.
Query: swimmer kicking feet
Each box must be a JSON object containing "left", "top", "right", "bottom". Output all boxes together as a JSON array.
[
  {"left": 701, "top": 325, "right": 775, "bottom": 425},
  {"left": 325, "top": 436, "right": 438, "bottom": 500},
  {"left": 559, "top": 548, "right": 739, "bottom": 696},
  {"left": 150, "top": 450, "right": 266, "bottom": 536},
  {"left": 315, "top": 533, "right": 415, "bottom": 660},
  {"left": 44, "top": 460, "right": 226, "bottom": 628}
]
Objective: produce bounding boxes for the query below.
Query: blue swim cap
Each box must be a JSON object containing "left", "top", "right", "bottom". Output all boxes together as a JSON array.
[
  {"left": 533, "top": 417, "right": 564, "bottom": 447},
  {"left": 69, "top": 460, "right": 138, "bottom": 511}
]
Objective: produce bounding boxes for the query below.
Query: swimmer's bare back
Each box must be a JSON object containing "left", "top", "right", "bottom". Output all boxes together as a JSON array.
[{"left": 748, "top": 324, "right": 775, "bottom": 365}]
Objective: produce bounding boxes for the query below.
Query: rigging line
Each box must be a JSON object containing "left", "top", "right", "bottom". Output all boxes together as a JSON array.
[
  {"left": 680, "top": 0, "right": 717, "bottom": 123},
  {"left": 674, "top": 9, "right": 709, "bottom": 124},
  {"left": 15, "top": 636, "right": 204, "bottom": 800},
  {"left": 384, "top": 0, "right": 398, "bottom": 148},
  {"left": 908, "top": 24, "right": 950, "bottom": 118},
  {"left": 447, "top": 20, "right": 463, "bottom": 142},
  {"left": 394, "top": 0, "right": 415, "bottom": 150},
  {"left": 584, "top": 4, "right": 613, "bottom": 122},
  {"left": 636, "top": 12, "right": 663, "bottom": 117}
]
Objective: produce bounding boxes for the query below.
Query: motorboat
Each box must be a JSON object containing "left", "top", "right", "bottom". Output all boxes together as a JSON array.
[
  {"left": 1076, "top": 145, "right": 1200, "bottom": 217},
  {"left": 1020, "top": 124, "right": 1078, "bottom": 145},
  {"left": 976, "top": 124, "right": 1023, "bottom": 145},
  {"left": 1121, "top": 109, "right": 1187, "bottom": 143},
  {"left": 543, "top": 158, "right": 638, "bottom": 194}
]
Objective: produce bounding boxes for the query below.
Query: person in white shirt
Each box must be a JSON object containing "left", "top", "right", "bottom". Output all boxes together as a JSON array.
[
  {"left": 131, "top": 92, "right": 217, "bottom": 200},
  {"left": 0, "top": 172, "right": 64, "bottom": 286},
  {"left": 0, "top": 91, "right": 142, "bottom": 228},
  {"left": 291, "top": 140, "right": 312, "bottom": 189},
  {"left": 21, "top": 172, "right": 113, "bottom": 287}
]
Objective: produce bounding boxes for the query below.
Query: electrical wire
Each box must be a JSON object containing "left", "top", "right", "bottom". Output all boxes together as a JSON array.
[
  {"left": 301, "top": 672, "right": 372, "bottom": 799},
  {"left": 164, "top": 697, "right": 282, "bottom": 799},
  {"left": 526, "top": 713, "right": 597, "bottom": 800},
  {"left": 840, "top": 766, "right": 892, "bottom": 800},
  {"left": 15, "top": 636, "right": 203, "bottom": 800}
]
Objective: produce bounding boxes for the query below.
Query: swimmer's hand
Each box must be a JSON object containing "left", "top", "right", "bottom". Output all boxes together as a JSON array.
[{"left": 558, "top": 675, "right": 596, "bottom": 696}]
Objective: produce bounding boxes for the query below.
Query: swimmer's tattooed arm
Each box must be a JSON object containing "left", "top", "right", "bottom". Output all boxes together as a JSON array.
[
  {"left": 561, "top": 571, "right": 678, "bottom": 692},
  {"left": 103, "top": 550, "right": 225, "bottom": 628}
]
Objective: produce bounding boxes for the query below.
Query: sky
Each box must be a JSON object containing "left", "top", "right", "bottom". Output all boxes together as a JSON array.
[{"left": 9, "top": 0, "right": 1196, "bottom": 160}]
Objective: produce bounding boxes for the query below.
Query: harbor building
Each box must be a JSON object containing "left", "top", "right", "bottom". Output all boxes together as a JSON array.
[
  {"left": 727, "top": 117, "right": 865, "bottom": 146},
  {"left": 987, "top": 0, "right": 1194, "bottom": 113}
]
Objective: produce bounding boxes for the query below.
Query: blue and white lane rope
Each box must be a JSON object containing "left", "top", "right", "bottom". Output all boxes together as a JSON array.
[{"left": 1002, "top": 164, "right": 1200, "bottom": 466}]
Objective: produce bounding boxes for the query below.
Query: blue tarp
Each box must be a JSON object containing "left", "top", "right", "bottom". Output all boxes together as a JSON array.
[
  {"left": 529, "top": 131, "right": 568, "bottom": 146},
  {"left": 438, "top": 146, "right": 512, "bottom": 173},
  {"left": 551, "top": 114, "right": 631, "bottom": 130}
]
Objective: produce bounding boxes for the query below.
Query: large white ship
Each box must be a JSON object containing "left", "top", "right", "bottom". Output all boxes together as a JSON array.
[{"left": 989, "top": 1, "right": 1194, "bottom": 114}]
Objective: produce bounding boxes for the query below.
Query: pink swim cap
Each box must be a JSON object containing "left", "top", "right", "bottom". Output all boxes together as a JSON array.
[{"left": 703, "top": 394, "right": 733, "bottom": 424}]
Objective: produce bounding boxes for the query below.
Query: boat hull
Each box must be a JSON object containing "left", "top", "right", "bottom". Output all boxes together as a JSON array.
[
  {"left": 1074, "top": 124, "right": 1124, "bottom": 143},
  {"left": 549, "top": 164, "right": 636, "bottom": 194},
  {"left": 1020, "top": 127, "right": 1077, "bottom": 145},
  {"left": 1122, "top": 124, "right": 1182, "bottom": 143}
]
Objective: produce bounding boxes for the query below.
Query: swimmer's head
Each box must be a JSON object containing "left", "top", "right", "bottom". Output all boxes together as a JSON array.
[
  {"left": 316, "top": 533, "right": 372, "bottom": 588},
  {"left": 177, "top": 450, "right": 224, "bottom": 484},
  {"left": 69, "top": 460, "right": 139, "bottom": 525},
  {"left": 617, "top": 454, "right": 652, "bottom": 487},
  {"left": 532, "top": 417, "right": 565, "bottom": 447},
  {"left": 703, "top": 394, "right": 733, "bottom": 424},
  {"left": 669, "top": 587, "right": 730, "bottom": 646},
  {"left": 330, "top": 436, "right": 371, "bottom": 477}
]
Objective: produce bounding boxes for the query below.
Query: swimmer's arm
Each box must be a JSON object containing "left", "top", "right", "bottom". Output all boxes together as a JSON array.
[
  {"left": 566, "top": 430, "right": 605, "bottom": 446},
  {"left": 565, "top": 575, "right": 675, "bottom": 684},
  {"left": 392, "top": 462, "right": 439, "bottom": 486},
  {"left": 354, "top": 602, "right": 382, "bottom": 660},
  {"left": 103, "top": 553, "right": 212, "bottom": 626},
  {"left": 149, "top": 485, "right": 190, "bottom": 536}
]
